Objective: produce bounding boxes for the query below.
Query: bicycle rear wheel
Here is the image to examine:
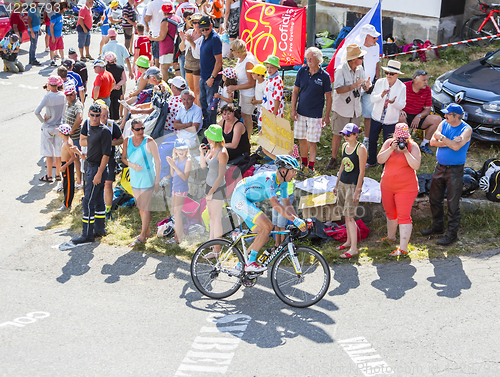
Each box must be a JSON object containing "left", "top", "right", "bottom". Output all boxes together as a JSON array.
[
  {"left": 271, "top": 246, "right": 331, "bottom": 308},
  {"left": 191, "top": 239, "right": 244, "bottom": 300},
  {"left": 462, "top": 16, "right": 497, "bottom": 47}
]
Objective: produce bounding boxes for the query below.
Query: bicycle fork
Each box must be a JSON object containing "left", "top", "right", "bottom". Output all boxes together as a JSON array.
[{"left": 287, "top": 242, "right": 303, "bottom": 275}]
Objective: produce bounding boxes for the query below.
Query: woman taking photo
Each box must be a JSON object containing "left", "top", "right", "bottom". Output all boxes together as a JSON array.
[
  {"left": 218, "top": 104, "right": 250, "bottom": 163},
  {"left": 122, "top": 119, "right": 161, "bottom": 247},
  {"left": 227, "top": 39, "right": 256, "bottom": 139},
  {"left": 180, "top": 13, "right": 203, "bottom": 106},
  {"left": 377, "top": 123, "right": 421, "bottom": 256},
  {"left": 199, "top": 125, "right": 229, "bottom": 257}
]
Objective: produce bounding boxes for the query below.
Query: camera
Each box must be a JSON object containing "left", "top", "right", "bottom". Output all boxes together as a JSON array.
[
  {"left": 353, "top": 88, "right": 360, "bottom": 98},
  {"left": 397, "top": 137, "right": 407, "bottom": 150}
]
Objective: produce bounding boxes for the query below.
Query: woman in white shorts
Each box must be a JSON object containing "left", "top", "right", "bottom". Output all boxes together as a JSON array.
[
  {"left": 34, "top": 75, "right": 66, "bottom": 182},
  {"left": 227, "top": 39, "right": 256, "bottom": 140}
]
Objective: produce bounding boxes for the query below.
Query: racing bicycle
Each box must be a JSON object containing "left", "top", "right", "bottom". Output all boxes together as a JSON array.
[
  {"left": 462, "top": 0, "right": 500, "bottom": 47},
  {"left": 190, "top": 215, "right": 331, "bottom": 308}
]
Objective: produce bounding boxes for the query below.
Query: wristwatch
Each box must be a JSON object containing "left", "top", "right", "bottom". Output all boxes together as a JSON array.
[
  {"left": 440, "top": 134, "right": 445, "bottom": 141},
  {"left": 210, "top": 75, "right": 215, "bottom": 79},
  {"left": 417, "top": 114, "right": 421, "bottom": 117}
]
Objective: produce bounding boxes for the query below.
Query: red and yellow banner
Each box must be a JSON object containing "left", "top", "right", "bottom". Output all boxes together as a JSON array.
[{"left": 239, "top": 0, "right": 306, "bottom": 66}]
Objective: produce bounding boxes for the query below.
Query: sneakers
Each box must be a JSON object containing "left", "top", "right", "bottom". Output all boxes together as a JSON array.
[
  {"left": 53, "top": 182, "right": 63, "bottom": 192},
  {"left": 244, "top": 262, "right": 267, "bottom": 273},
  {"left": 420, "top": 144, "right": 433, "bottom": 155},
  {"left": 30, "top": 60, "right": 41, "bottom": 66},
  {"left": 75, "top": 183, "right": 83, "bottom": 190},
  {"left": 57, "top": 205, "right": 69, "bottom": 211},
  {"left": 45, "top": 47, "right": 50, "bottom": 52},
  {"left": 49, "top": 59, "right": 57, "bottom": 66},
  {"left": 365, "top": 163, "right": 377, "bottom": 168},
  {"left": 326, "top": 157, "right": 337, "bottom": 170}
]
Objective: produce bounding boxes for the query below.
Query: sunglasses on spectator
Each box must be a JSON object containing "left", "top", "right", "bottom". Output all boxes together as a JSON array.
[
  {"left": 192, "top": 21, "right": 199, "bottom": 24},
  {"left": 385, "top": 72, "right": 397, "bottom": 76},
  {"left": 133, "top": 126, "right": 146, "bottom": 131},
  {"left": 89, "top": 113, "right": 100, "bottom": 117}
]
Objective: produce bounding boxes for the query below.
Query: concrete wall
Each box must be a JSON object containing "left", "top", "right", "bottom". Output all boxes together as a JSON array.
[{"left": 315, "top": 0, "right": 470, "bottom": 44}]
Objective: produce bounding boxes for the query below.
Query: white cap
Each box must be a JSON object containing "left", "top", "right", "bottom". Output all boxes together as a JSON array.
[
  {"left": 168, "top": 76, "right": 187, "bottom": 89},
  {"left": 361, "top": 24, "right": 381, "bottom": 38}
]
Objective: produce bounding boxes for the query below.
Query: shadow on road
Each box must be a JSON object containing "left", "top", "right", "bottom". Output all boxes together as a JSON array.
[
  {"left": 101, "top": 251, "right": 149, "bottom": 283},
  {"left": 329, "top": 264, "right": 360, "bottom": 296},
  {"left": 16, "top": 158, "right": 57, "bottom": 204},
  {"left": 371, "top": 259, "right": 417, "bottom": 300},
  {"left": 427, "top": 257, "right": 471, "bottom": 298},
  {"left": 56, "top": 241, "right": 100, "bottom": 284}
]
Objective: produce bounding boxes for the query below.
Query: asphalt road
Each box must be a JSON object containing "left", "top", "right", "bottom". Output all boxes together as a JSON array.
[{"left": 1, "top": 33, "right": 500, "bottom": 377}]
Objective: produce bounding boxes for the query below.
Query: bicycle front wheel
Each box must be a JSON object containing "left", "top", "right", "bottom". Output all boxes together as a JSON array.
[
  {"left": 462, "top": 16, "right": 497, "bottom": 47},
  {"left": 191, "top": 239, "right": 244, "bottom": 300},
  {"left": 271, "top": 246, "right": 331, "bottom": 308}
]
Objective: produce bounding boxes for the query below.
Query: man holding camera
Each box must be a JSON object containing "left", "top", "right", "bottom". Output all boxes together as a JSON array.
[
  {"left": 328, "top": 45, "right": 371, "bottom": 170},
  {"left": 422, "top": 104, "right": 472, "bottom": 246}
]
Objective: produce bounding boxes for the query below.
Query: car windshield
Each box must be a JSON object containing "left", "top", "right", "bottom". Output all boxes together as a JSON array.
[{"left": 485, "top": 50, "right": 500, "bottom": 67}]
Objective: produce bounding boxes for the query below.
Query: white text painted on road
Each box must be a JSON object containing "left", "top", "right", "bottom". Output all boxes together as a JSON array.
[
  {"left": 0, "top": 312, "right": 50, "bottom": 328},
  {"left": 175, "top": 313, "right": 251, "bottom": 375},
  {"left": 339, "top": 337, "right": 394, "bottom": 376}
]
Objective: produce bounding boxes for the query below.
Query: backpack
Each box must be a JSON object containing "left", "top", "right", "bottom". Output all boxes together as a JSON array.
[
  {"left": 334, "top": 27, "right": 352, "bottom": 49},
  {"left": 479, "top": 158, "right": 500, "bottom": 177},
  {"left": 486, "top": 170, "right": 500, "bottom": 202}
]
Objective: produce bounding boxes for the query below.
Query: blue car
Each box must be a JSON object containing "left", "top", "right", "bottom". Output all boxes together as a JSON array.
[{"left": 431, "top": 49, "right": 500, "bottom": 143}]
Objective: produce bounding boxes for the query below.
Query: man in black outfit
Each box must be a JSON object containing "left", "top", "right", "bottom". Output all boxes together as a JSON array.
[{"left": 72, "top": 103, "right": 112, "bottom": 244}]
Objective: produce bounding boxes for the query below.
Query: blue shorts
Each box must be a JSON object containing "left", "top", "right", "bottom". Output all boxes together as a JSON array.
[
  {"left": 78, "top": 30, "right": 91, "bottom": 49},
  {"left": 152, "top": 41, "right": 159, "bottom": 60},
  {"left": 230, "top": 187, "right": 263, "bottom": 231},
  {"left": 101, "top": 24, "right": 110, "bottom": 36},
  {"left": 272, "top": 194, "right": 294, "bottom": 228}
]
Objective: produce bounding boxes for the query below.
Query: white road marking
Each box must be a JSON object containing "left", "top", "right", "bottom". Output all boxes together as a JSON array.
[
  {"left": 339, "top": 337, "right": 393, "bottom": 376},
  {"left": 0, "top": 312, "right": 50, "bottom": 329},
  {"left": 175, "top": 313, "right": 251, "bottom": 375}
]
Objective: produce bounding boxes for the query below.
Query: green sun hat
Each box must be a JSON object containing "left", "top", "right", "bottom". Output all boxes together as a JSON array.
[
  {"left": 204, "top": 124, "right": 224, "bottom": 142},
  {"left": 263, "top": 55, "right": 280, "bottom": 68},
  {"left": 136, "top": 55, "right": 150, "bottom": 68}
]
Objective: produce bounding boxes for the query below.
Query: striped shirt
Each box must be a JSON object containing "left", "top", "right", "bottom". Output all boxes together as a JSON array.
[{"left": 122, "top": 2, "right": 136, "bottom": 28}]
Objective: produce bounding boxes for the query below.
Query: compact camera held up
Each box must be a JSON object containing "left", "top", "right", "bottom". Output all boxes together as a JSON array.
[{"left": 396, "top": 137, "right": 408, "bottom": 150}]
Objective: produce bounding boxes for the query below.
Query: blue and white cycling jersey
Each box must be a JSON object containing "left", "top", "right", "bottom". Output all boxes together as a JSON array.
[
  {"left": 236, "top": 171, "right": 289, "bottom": 203},
  {"left": 231, "top": 171, "right": 291, "bottom": 230}
]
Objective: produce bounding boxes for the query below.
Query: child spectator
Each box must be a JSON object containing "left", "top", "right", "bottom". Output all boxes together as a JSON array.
[
  {"left": 213, "top": 67, "right": 237, "bottom": 110},
  {"left": 134, "top": 23, "right": 151, "bottom": 67},
  {"left": 0, "top": 33, "right": 24, "bottom": 73},
  {"left": 57, "top": 124, "right": 76, "bottom": 211},
  {"left": 259, "top": 55, "right": 284, "bottom": 128},
  {"left": 249, "top": 64, "right": 266, "bottom": 129},
  {"left": 165, "top": 139, "right": 192, "bottom": 244},
  {"left": 333, "top": 123, "right": 367, "bottom": 258},
  {"left": 48, "top": 2, "right": 67, "bottom": 66}
]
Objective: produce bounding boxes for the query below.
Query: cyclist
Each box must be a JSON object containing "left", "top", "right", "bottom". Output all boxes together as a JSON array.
[{"left": 230, "top": 155, "right": 307, "bottom": 272}]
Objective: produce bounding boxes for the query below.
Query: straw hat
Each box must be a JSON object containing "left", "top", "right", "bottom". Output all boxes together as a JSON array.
[
  {"left": 382, "top": 60, "right": 403, "bottom": 74},
  {"left": 344, "top": 44, "right": 367, "bottom": 61}
]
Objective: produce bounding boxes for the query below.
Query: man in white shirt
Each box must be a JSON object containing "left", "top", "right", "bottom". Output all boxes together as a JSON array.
[
  {"left": 356, "top": 24, "right": 381, "bottom": 148},
  {"left": 327, "top": 45, "right": 371, "bottom": 170},
  {"left": 145, "top": 0, "right": 171, "bottom": 68},
  {"left": 174, "top": 89, "right": 202, "bottom": 149}
]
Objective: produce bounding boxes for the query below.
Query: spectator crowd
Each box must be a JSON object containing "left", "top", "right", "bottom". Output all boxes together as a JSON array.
[{"left": 23, "top": 0, "right": 473, "bottom": 256}]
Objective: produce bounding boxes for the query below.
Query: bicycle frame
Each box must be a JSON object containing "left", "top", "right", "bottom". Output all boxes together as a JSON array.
[
  {"left": 219, "top": 230, "right": 303, "bottom": 275},
  {"left": 478, "top": 10, "right": 500, "bottom": 34}
]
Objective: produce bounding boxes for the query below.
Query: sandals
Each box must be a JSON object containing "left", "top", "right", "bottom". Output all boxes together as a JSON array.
[
  {"left": 39, "top": 175, "right": 53, "bottom": 183},
  {"left": 339, "top": 251, "right": 358, "bottom": 259},
  {"left": 128, "top": 237, "right": 146, "bottom": 247},
  {"left": 390, "top": 248, "right": 408, "bottom": 256},
  {"left": 376, "top": 237, "right": 396, "bottom": 243},
  {"left": 55, "top": 175, "right": 61, "bottom": 181},
  {"left": 203, "top": 250, "right": 221, "bottom": 259},
  {"left": 337, "top": 245, "right": 350, "bottom": 251},
  {"left": 365, "top": 163, "right": 377, "bottom": 168},
  {"left": 164, "top": 239, "right": 178, "bottom": 245}
]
